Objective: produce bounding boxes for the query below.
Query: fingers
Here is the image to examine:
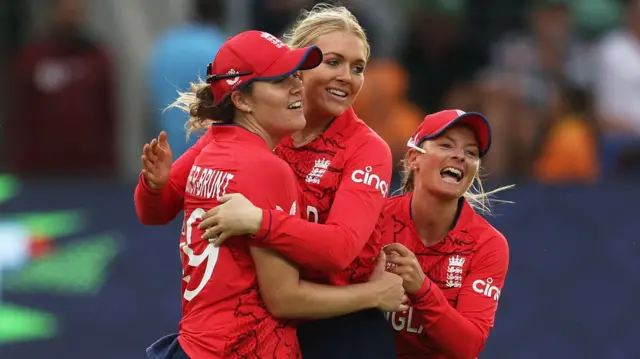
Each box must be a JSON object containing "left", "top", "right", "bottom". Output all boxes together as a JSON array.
[
  {"left": 386, "top": 253, "right": 413, "bottom": 267},
  {"left": 141, "top": 153, "right": 154, "bottom": 167},
  {"left": 203, "top": 224, "right": 222, "bottom": 240},
  {"left": 147, "top": 139, "right": 159, "bottom": 162},
  {"left": 383, "top": 243, "right": 412, "bottom": 257},
  {"left": 198, "top": 214, "right": 219, "bottom": 231},
  {"left": 200, "top": 207, "right": 220, "bottom": 223},
  {"left": 217, "top": 193, "right": 240, "bottom": 204},
  {"left": 398, "top": 304, "right": 409, "bottom": 312},
  {"left": 210, "top": 230, "right": 232, "bottom": 247}
]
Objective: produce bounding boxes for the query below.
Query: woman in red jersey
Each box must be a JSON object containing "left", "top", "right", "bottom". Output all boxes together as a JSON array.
[
  {"left": 145, "top": 30, "right": 407, "bottom": 359},
  {"left": 381, "top": 109, "right": 512, "bottom": 359},
  {"left": 136, "top": 4, "right": 400, "bottom": 359}
]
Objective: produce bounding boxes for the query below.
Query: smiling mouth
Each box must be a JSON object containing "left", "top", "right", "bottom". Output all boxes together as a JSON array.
[
  {"left": 287, "top": 100, "right": 302, "bottom": 109},
  {"left": 326, "top": 88, "right": 347, "bottom": 98},
  {"left": 440, "top": 167, "right": 463, "bottom": 183}
]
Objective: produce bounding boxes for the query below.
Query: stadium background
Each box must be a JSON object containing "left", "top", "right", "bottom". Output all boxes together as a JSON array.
[{"left": 1, "top": 0, "right": 639, "bottom": 358}]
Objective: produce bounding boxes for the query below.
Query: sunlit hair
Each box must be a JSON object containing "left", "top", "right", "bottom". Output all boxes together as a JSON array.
[
  {"left": 166, "top": 78, "right": 252, "bottom": 138},
  {"left": 283, "top": 2, "right": 370, "bottom": 60},
  {"left": 399, "top": 143, "right": 514, "bottom": 214}
]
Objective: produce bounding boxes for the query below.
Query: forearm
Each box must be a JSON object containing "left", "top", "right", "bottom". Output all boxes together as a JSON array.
[
  {"left": 270, "top": 280, "right": 379, "bottom": 320},
  {"left": 134, "top": 173, "right": 183, "bottom": 225},
  {"left": 412, "top": 280, "right": 487, "bottom": 359},
  {"left": 254, "top": 210, "right": 366, "bottom": 272}
]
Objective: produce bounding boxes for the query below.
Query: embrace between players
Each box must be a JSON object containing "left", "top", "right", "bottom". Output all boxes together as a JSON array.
[{"left": 135, "top": 4, "right": 511, "bottom": 359}]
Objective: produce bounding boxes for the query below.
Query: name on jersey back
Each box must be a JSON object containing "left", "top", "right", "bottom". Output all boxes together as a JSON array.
[{"left": 186, "top": 165, "right": 235, "bottom": 199}]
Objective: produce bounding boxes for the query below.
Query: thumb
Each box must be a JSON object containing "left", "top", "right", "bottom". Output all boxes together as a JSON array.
[
  {"left": 158, "top": 131, "right": 169, "bottom": 147},
  {"left": 373, "top": 250, "right": 387, "bottom": 273}
]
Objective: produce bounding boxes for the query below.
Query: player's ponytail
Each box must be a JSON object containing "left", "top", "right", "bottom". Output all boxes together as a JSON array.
[{"left": 167, "top": 79, "right": 252, "bottom": 139}]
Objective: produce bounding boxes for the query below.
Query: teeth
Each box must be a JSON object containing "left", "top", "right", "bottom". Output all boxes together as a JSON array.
[
  {"left": 441, "top": 167, "right": 462, "bottom": 180},
  {"left": 327, "top": 89, "right": 347, "bottom": 97},
  {"left": 288, "top": 101, "right": 302, "bottom": 109}
]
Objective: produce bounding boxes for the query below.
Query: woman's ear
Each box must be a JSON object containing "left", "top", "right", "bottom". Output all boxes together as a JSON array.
[
  {"left": 407, "top": 148, "right": 421, "bottom": 171},
  {"left": 230, "top": 91, "right": 253, "bottom": 114}
]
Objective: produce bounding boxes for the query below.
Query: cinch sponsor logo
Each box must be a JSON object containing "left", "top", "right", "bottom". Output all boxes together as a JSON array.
[
  {"left": 472, "top": 277, "right": 501, "bottom": 301},
  {"left": 351, "top": 166, "right": 389, "bottom": 197}
]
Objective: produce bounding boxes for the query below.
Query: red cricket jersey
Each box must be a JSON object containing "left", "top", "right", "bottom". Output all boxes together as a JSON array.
[
  {"left": 178, "top": 125, "right": 301, "bottom": 359},
  {"left": 253, "top": 107, "right": 393, "bottom": 285},
  {"left": 382, "top": 193, "right": 509, "bottom": 359},
  {"left": 134, "top": 107, "right": 393, "bottom": 284}
]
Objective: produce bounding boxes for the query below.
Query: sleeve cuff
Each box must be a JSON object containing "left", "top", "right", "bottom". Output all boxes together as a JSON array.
[
  {"left": 138, "top": 172, "right": 163, "bottom": 195},
  {"left": 249, "top": 209, "right": 271, "bottom": 242},
  {"left": 411, "top": 278, "right": 432, "bottom": 305}
]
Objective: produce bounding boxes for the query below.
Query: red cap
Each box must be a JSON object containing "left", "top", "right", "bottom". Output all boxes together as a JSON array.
[
  {"left": 407, "top": 109, "right": 492, "bottom": 157},
  {"left": 206, "top": 30, "right": 323, "bottom": 104}
]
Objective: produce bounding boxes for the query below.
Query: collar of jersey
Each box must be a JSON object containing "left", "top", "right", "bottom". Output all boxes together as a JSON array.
[
  {"left": 407, "top": 192, "right": 475, "bottom": 232},
  {"left": 210, "top": 124, "right": 270, "bottom": 149}
]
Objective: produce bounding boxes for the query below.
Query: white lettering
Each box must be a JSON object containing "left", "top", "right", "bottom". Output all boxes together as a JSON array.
[
  {"left": 185, "top": 165, "right": 235, "bottom": 199},
  {"left": 306, "top": 205, "right": 319, "bottom": 223},
  {"left": 384, "top": 307, "right": 423, "bottom": 334},
  {"left": 350, "top": 166, "right": 389, "bottom": 197},
  {"left": 472, "top": 277, "right": 501, "bottom": 301},
  {"left": 275, "top": 201, "right": 297, "bottom": 215}
]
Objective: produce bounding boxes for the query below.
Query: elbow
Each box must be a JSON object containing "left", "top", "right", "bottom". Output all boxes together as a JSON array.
[
  {"left": 263, "top": 293, "right": 299, "bottom": 319},
  {"left": 135, "top": 208, "right": 171, "bottom": 226},
  {"left": 447, "top": 333, "right": 487, "bottom": 359}
]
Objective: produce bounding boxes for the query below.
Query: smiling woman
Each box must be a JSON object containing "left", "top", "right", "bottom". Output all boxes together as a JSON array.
[{"left": 381, "top": 109, "right": 513, "bottom": 359}]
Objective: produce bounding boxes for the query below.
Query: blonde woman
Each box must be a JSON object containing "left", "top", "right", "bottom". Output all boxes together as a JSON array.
[
  {"left": 136, "top": 4, "right": 401, "bottom": 359},
  {"left": 382, "top": 109, "right": 511, "bottom": 359}
]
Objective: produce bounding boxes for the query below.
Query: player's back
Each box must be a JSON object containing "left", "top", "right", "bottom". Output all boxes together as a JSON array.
[{"left": 178, "top": 126, "right": 300, "bottom": 359}]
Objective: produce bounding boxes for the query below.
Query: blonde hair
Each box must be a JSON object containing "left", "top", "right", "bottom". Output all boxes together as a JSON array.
[
  {"left": 166, "top": 79, "right": 253, "bottom": 138},
  {"left": 399, "top": 152, "right": 514, "bottom": 215},
  {"left": 283, "top": 2, "right": 371, "bottom": 60}
]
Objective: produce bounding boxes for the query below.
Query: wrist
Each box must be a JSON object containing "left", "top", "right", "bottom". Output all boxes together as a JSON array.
[
  {"left": 249, "top": 206, "right": 263, "bottom": 235},
  {"left": 362, "top": 281, "right": 382, "bottom": 309},
  {"left": 410, "top": 278, "right": 432, "bottom": 304},
  {"left": 139, "top": 173, "right": 163, "bottom": 194}
]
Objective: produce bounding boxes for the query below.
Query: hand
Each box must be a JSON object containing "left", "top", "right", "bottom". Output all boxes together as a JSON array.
[
  {"left": 141, "top": 131, "right": 173, "bottom": 190},
  {"left": 383, "top": 243, "right": 426, "bottom": 295},
  {"left": 198, "top": 193, "right": 263, "bottom": 246},
  {"left": 369, "top": 251, "right": 409, "bottom": 312}
]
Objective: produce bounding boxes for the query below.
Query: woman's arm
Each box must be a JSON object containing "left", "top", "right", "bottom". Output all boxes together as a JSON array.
[
  {"left": 202, "top": 133, "right": 393, "bottom": 272},
  {"left": 135, "top": 130, "right": 213, "bottom": 225},
  {"left": 408, "top": 237, "right": 509, "bottom": 359},
  {"left": 250, "top": 245, "right": 407, "bottom": 319}
]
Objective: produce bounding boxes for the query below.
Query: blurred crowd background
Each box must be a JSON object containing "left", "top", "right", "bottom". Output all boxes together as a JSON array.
[{"left": 0, "top": 0, "right": 639, "bottom": 358}]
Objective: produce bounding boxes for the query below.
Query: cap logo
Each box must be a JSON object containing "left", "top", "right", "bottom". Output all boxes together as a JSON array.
[
  {"left": 260, "top": 32, "right": 286, "bottom": 49},
  {"left": 225, "top": 69, "right": 241, "bottom": 87},
  {"left": 455, "top": 109, "right": 466, "bottom": 116}
]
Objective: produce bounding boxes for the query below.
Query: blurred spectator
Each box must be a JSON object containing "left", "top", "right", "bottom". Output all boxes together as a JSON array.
[
  {"left": 7, "top": 0, "right": 115, "bottom": 177},
  {"left": 534, "top": 83, "right": 599, "bottom": 182},
  {"left": 146, "top": 0, "right": 227, "bottom": 158},
  {"left": 478, "top": 0, "right": 594, "bottom": 180},
  {"left": 352, "top": 60, "right": 423, "bottom": 164},
  {"left": 593, "top": 0, "right": 640, "bottom": 175},
  {"left": 399, "top": 0, "right": 487, "bottom": 115},
  {"left": 252, "top": 0, "right": 313, "bottom": 36}
]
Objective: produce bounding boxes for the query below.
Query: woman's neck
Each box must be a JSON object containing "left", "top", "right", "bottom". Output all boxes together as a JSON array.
[
  {"left": 291, "top": 109, "right": 334, "bottom": 146},
  {"left": 235, "top": 117, "right": 279, "bottom": 150},
  {"left": 411, "top": 188, "right": 459, "bottom": 247}
]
